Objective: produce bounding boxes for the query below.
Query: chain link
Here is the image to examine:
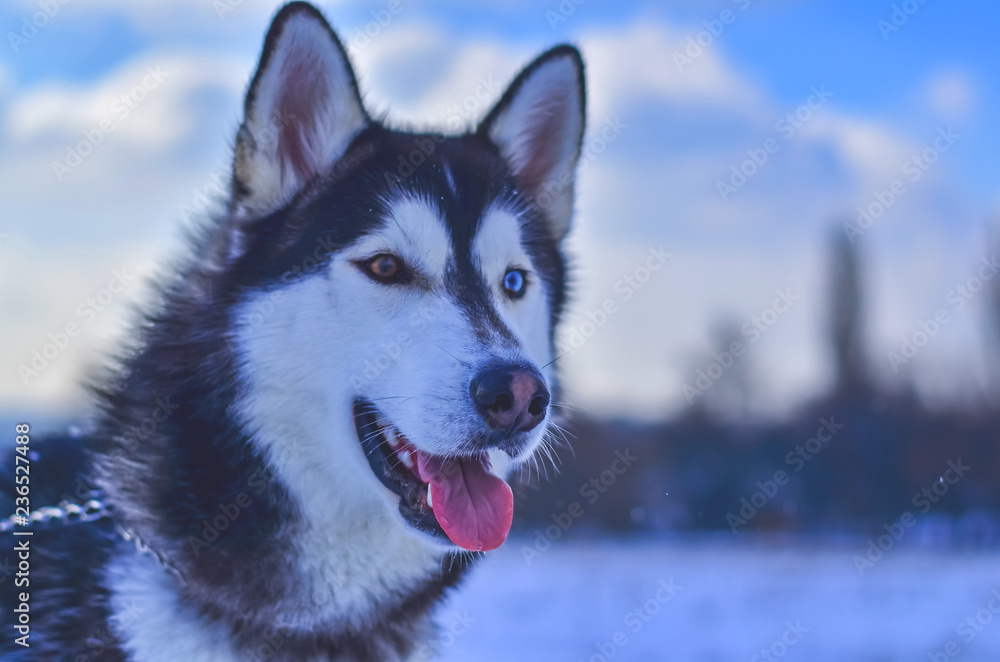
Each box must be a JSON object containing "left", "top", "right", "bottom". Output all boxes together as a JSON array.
[
  {"left": 1, "top": 497, "right": 187, "bottom": 586},
  {"left": 0, "top": 498, "right": 109, "bottom": 532},
  {"left": 116, "top": 524, "right": 188, "bottom": 586}
]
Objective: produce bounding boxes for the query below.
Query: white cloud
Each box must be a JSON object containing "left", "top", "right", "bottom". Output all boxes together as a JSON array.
[
  {"left": 11, "top": 0, "right": 285, "bottom": 30},
  {"left": 0, "top": 236, "right": 161, "bottom": 410},
  {"left": 802, "top": 113, "right": 913, "bottom": 186},
  {"left": 0, "top": 61, "right": 12, "bottom": 100},
  {"left": 580, "top": 20, "right": 764, "bottom": 121},
  {"left": 0, "top": 50, "right": 252, "bottom": 247},
  {"left": 350, "top": 18, "right": 767, "bottom": 132},
  {"left": 6, "top": 53, "right": 248, "bottom": 147},
  {"left": 923, "top": 69, "right": 977, "bottom": 119},
  {"left": 352, "top": 21, "right": 521, "bottom": 130}
]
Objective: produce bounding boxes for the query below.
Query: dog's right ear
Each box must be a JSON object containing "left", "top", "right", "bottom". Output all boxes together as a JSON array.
[
  {"left": 478, "top": 45, "right": 586, "bottom": 243},
  {"left": 230, "top": 2, "right": 368, "bottom": 220}
]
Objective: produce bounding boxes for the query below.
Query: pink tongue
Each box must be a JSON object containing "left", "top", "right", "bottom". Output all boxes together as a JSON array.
[{"left": 417, "top": 452, "right": 513, "bottom": 552}]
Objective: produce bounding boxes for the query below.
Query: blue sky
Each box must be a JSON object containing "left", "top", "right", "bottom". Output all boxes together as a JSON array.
[{"left": 2, "top": 0, "right": 998, "bottom": 419}]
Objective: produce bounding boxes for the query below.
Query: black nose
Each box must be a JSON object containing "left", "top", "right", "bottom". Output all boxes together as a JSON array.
[{"left": 471, "top": 365, "right": 550, "bottom": 433}]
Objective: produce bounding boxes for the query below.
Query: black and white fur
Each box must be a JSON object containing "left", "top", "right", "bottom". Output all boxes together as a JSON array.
[{"left": 1, "top": 3, "right": 585, "bottom": 659}]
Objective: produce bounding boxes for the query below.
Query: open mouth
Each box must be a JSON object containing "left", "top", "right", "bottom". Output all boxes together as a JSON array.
[{"left": 353, "top": 400, "right": 514, "bottom": 552}]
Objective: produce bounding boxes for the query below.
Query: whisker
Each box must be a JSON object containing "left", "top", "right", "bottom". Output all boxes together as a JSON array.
[
  {"left": 541, "top": 349, "right": 576, "bottom": 370},
  {"left": 549, "top": 400, "right": 587, "bottom": 413},
  {"left": 435, "top": 344, "right": 472, "bottom": 368}
]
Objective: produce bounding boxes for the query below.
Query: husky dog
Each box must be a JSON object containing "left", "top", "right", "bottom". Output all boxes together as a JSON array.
[{"left": 0, "top": 2, "right": 585, "bottom": 659}]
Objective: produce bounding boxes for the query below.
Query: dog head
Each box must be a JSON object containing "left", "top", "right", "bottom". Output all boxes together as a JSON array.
[{"left": 224, "top": 2, "right": 585, "bottom": 554}]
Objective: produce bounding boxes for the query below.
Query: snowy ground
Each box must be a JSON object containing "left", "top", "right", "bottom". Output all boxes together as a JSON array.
[{"left": 436, "top": 537, "right": 1000, "bottom": 661}]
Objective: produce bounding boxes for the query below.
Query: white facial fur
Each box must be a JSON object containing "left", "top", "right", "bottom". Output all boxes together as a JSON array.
[
  {"left": 232, "top": 197, "right": 554, "bottom": 624},
  {"left": 472, "top": 207, "right": 556, "bottom": 392}
]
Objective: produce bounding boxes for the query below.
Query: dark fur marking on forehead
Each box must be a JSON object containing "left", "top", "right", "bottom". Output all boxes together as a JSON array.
[
  {"left": 376, "top": 133, "right": 553, "bottom": 351},
  {"left": 216, "top": 124, "right": 568, "bottom": 354},
  {"left": 444, "top": 259, "right": 520, "bottom": 348}
]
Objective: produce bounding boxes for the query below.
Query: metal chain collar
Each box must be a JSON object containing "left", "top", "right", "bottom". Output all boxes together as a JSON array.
[
  {"left": 0, "top": 497, "right": 187, "bottom": 586},
  {"left": 0, "top": 498, "right": 108, "bottom": 532}
]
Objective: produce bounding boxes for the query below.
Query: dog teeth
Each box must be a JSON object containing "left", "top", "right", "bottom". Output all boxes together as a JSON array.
[
  {"left": 426, "top": 484, "right": 433, "bottom": 507},
  {"left": 398, "top": 449, "right": 414, "bottom": 470}
]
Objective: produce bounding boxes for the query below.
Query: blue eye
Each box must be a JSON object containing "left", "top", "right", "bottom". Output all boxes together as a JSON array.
[{"left": 503, "top": 269, "right": 527, "bottom": 298}]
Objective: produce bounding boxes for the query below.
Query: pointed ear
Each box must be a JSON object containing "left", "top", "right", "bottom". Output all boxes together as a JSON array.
[
  {"left": 231, "top": 2, "right": 369, "bottom": 217},
  {"left": 479, "top": 45, "right": 586, "bottom": 241}
]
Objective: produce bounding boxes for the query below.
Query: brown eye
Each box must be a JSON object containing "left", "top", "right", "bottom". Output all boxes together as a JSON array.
[{"left": 359, "top": 253, "right": 405, "bottom": 284}]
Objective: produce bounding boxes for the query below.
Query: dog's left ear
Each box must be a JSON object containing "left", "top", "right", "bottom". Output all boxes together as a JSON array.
[
  {"left": 479, "top": 45, "right": 586, "bottom": 242},
  {"left": 231, "top": 2, "right": 368, "bottom": 219}
]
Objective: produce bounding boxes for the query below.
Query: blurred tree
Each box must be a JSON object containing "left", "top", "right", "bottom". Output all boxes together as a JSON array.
[
  {"left": 829, "top": 227, "right": 869, "bottom": 395},
  {"left": 986, "top": 224, "right": 1000, "bottom": 405},
  {"left": 702, "top": 319, "right": 752, "bottom": 421}
]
